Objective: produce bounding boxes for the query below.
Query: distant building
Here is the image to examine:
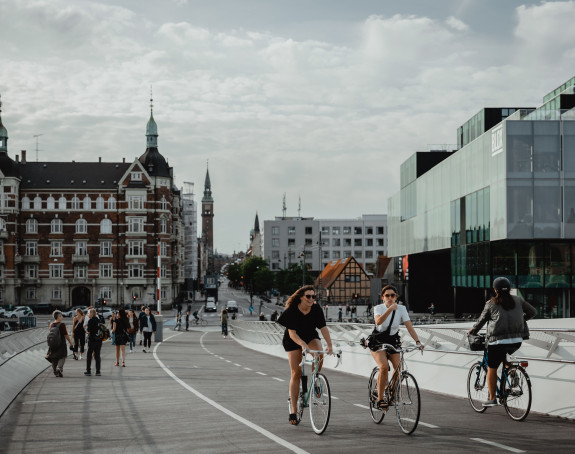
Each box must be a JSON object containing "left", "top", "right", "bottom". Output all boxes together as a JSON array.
[
  {"left": 0, "top": 96, "right": 185, "bottom": 308},
  {"left": 315, "top": 257, "right": 370, "bottom": 306},
  {"left": 248, "top": 212, "right": 263, "bottom": 257},
  {"left": 263, "top": 214, "right": 387, "bottom": 273},
  {"left": 388, "top": 76, "right": 575, "bottom": 318}
]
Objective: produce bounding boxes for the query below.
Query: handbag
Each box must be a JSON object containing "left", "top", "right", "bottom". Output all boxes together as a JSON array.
[
  {"left": 468, "top": 333, "right": 486, "bottom": 351},
  {"left": 366, "top": 310, "right": 400, "bottom": 351}
]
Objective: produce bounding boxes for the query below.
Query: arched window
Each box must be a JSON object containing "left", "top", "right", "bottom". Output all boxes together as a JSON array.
[
  {"left": 100, "top": 218, "right": 112, "bottom": 234},
  {"left": 71, "top": 197, "right": 80, "bottom": 210},
  {"left": 47, "top": 196, "right": 55, "bottom": 210},
  {"left": 96, "top": 196, "right": 105, "bottom": 210},
  {"left": 51, "top": 218, "right": 63, "bottom": 234},
  {"left": 76, "top": 218, "right": 87, "bottom": 233},
  {"left": 22, "top": 197, "right": 30, "bottom": 210},
  {"left": 160, "top": 216, "right": 167, "bottom": 233},
  {"left": 160, "top": 196, "right": 168, "bottom": 210},
  {"left": 108, "top": 196, "right": 116, "bottom": 210},
  {"left": 26, "top": 218, "right": 38, "bottom": 233},
  {"left": 34, "top": 196, "right": 42, "bottom": 210},
  {"left": 58, "top": 196, "right": 67, "bottom": 210},
  {"left": 83, "top": 196, "right": 92, "bottom": 210}
]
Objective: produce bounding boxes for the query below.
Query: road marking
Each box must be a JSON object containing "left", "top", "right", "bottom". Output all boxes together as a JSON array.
[
  {"left": 155, "top": 334, "right": 310, "bottom": 454},
  {"left": 471, "top": 438, "right": 524, "bottom": 453},
  {"left": 225, "top": 360, "right": 232, "bottom": 363},
  {"left": 354, "top": 404, "right": 370, "bottom": 409},
  {"left": 256, "top": 371, "right": 267, "bottom": 376},
  {"left": 273, "top": 377, "right": 285, "bottom": 382},
  {"left": 331, "top": 396, "right": 339, "bottom": 400},
  {"left": 234, "top": 363, "right": 241, "bottom": 367},
  {"left": 403, "top": 419, "right": 439, "bottom": 429},
  {"left": 244, "top": 367, "right": 252, "bottom": 371}
]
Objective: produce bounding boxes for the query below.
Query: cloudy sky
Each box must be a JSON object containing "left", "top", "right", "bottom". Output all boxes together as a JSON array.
[{"left": 2, "top": 0, "right": 575, "bottom": 254}]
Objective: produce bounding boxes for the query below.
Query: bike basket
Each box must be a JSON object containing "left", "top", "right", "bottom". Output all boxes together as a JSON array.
[{"left": 468, "top": 333, "right": 486, "bottom": 351}]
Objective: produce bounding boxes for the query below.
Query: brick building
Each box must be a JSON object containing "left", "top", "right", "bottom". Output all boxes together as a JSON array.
[{"left": 0, "top": 98, "right": 185, "bottom": 309}]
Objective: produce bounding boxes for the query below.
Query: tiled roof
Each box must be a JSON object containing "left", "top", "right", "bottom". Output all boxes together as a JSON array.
[{"left": 315, "top": 257, "right": 352, "bottom": 289}]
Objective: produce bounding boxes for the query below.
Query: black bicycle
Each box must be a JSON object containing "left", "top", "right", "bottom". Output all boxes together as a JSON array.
[{"left": 467, "top": 335, "right": 532, "bottom": 421}]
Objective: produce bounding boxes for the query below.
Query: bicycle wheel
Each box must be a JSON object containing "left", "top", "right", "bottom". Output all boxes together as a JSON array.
[
  {"left": 395, "top": 372, "right": 420, "bottom": 435},
  {"left": 467, "top": 361, "right": 488, "bottom": 413},
  {"left": 368, "top": 367, "right": 385, "bottom": 424},
  {"left": 502, "top": 365, "right": 532, "bottom": 421},
  {"left": 200, "top": 319, "right": 208, "bottom": 327},
  {"left": 309, "top": 373, "right": 331, "bottom": 435}
]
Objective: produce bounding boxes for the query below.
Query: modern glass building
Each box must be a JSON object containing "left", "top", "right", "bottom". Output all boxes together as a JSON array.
[{"left": 388, "top": 77, "right": 575, "bottom": 318}]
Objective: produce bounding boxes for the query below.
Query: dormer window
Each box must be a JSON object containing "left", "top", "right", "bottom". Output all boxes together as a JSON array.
[{"left": 132, "top": 172, "right": 143, "bottom": 181}]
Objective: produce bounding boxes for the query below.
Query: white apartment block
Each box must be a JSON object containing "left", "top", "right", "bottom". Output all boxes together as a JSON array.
[{"left": 263, "top": 214, "right": 387, "bottom": 273}]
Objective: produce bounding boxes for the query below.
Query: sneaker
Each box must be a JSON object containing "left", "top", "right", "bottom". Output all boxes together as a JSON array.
[
  {"left": 84, "top": 371, "right": 91, "bottom": 376},
  {"left": 57, "top": 370, "right": 63, "bottom": 378},
  {"left": 482, "top": 399, "right": 498, "bottom": 407},
  {"left": 95, "top": 372, "right": 101, "bottom": 376},
  {"left": 79, "top": 355, "right": 82, "bottom": 360},
  {"left": 142, "top": 348, "right": 147, "bottom": 353}
]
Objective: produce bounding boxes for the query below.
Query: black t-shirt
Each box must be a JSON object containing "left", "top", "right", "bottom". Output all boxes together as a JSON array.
[
  {"left": 277, "top": 303, "right": 326, "bottom": 345},
  {"left": 87, "top": 317, "right": 102, "bottom": 343}
]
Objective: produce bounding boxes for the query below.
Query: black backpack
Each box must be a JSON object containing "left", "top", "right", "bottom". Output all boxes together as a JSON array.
[
  {"left": 96, "top": 323, "right": 110, "bottom": 341},
  {"left": 47, "top": 323, "right": 63, "bottom": 349}
]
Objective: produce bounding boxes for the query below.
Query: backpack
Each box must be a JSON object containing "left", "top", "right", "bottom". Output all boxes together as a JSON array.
[
  {"left": 47, "top": 323, "right": 63, "bottom": 349},
  {"left": 96, "top": 323, "right": 110, "bottom": 342}
]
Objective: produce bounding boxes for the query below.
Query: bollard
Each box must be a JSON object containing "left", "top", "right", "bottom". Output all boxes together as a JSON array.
[{"left": 154, "top": 315, "right": 163, "bottom": 342}]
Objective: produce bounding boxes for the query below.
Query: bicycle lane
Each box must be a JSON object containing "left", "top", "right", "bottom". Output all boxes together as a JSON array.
[{"left": 158, "top": 331, "right": 575, "bottom": 453}]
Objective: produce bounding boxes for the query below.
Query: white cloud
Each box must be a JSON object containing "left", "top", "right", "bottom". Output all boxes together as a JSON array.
[{"left": 445, "top": 16, "right": 469, "bottom": 31}]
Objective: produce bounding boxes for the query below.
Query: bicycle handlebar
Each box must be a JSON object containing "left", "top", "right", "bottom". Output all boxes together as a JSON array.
[
  {"left": 299, "top": 348, "right": 343, "bottom": 368},
  {"left": 374, "top": 343, "right": 423, "bottom": 354}
]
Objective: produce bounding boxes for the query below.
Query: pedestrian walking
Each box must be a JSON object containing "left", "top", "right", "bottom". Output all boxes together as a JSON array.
[
  {"left": 346, "top": 302, "right": 350, "bottom": 316},
  {"left": 175, "top": 313, "right": 182, "bottom": 331},
  {"left": 84, "top": 308, "right": 102, "bottom": 376},
  {"left": 249, "top": 305, "right": 254, "bottom": 316},
  {"left": 141, "top": 307, "right": 157, "bottom": 353},
  {"left": 138, "top": 305, "right": 146, "bottom": 345},
  {"left": 185, "top": 309, "right": 190, "bottom": 331},
  {"left": 112, "top": 309, "right": 129, "bottom": 367},
  {"left": 71, "top": 308, "right": 86, "bottom": 360},
  {"left": 270, "top": 310, "right": 279, "bottom": 322},
  {"left": 220, "top": 308, "right": 228, "bottom": 338},
  {"left": 46, "top": 310, "right": 74, "bottom": 377},
  {"left": 338, "top": 306, "right": 343, "bottom": 322},
  {"left": 127, "top": 309, "right": 139, "bottom": 353}
]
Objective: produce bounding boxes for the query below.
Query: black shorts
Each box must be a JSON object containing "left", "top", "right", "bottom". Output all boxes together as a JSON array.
[
  {"left": 487, "top": 343, "right": 521, "bottom": 369},
  {"left": 282, "top": 332, "right": 320, "bottom": 352}
]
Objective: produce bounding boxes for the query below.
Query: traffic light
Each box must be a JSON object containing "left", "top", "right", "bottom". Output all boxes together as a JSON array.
[
  {"left": 353, "top": 293, "right": 359, "bottom": 300},
  {"left": 103, "top": 299, "right": 107, "bottom": 306},
  {"left": 133, "top": 295, "right": 136, "bottom": 301}
]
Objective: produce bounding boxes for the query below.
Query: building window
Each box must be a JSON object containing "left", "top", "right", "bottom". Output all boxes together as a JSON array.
[
  {"left": 160, "top": 217, "right": 167, "bottom": 233},
  {"left": 377, "top": 226, "right": 384, "bottom": 235},
  {"left": 343, "top": 226, "right": 351, "bottom": 235},
  {"left": 129, "top": 264, "right": 144, "bottom": 278},
  {"left": 272, "top": 226, "right": 280, "bottom": 235},
  {"left": 332, "top": 238, "right": 341, "bottom": 247},
  {"left": 161, "top": 264, "right": 167, "bottom": 278},
  {"left": 51, "top": 218, "right": 63, "bottom": 233},
  {"left": 26, "top": 218, "right": 38, "bottom": 233},
  {"left": 161, "top": 287, "right": 168, "bottom": 299},
  {"left": 272, "top": 262, "right": 279, "bottom": 270},
  {"left": 100, "top": 218, "right": 112, "bottom": 234},
  {"left": 47, "top": 196, "right": 55, "bottom": 210},
  {"left": 366, "top": 238, "right": 373, "bottom": 247},
  {"left": 332, "top": 251, "right": 341, "bottom": 259},
  {"left": 128, "top": 240, "right": 145, "bottom": 256},
  {"left": 272, "top": 250, "right": 280, "bottom": 259},
  {"left": 321, "top": 226, "right": 329, "bottom": 235},
  {"left": 71, "top": 197, "right": 81, "bottom": 210},
  {"left": 272, "top": 238, "right": 280, "bottom": 247},
  {"left": 76, "top": 218, "right": 88, "bottom": 233},
  {"left": 26, "top": 241, "right": 38, "bottom": 256},
  {"left": 354, "top": 238, "right": 362, "bottom": 247},
  {"left": 160, "top": 242, "right": 168, "bottom": 256},
  {"left": 343, "top": 250, "right": 351, "bottom": 258},
  {"left": 100, "top": 264, "right": 113, "bottom": 278},
  {"left": 50, "top": 264, "right": 64, "bottom": 278},
  {"left": 26, "top": 287, "right": 36, "bottom": 299},
  {"left": 344, "top": 275, "right": 361, "bottom": 282},
  {"left": 376, "top": 238, "right": 384, "bottom": 246},
  {"left": 355, "top": 250, "right": 363, "bottom": 258},
  {"left": 75, "top": 265, "right": 87, "bottom": 278},
  {"left": 131, "top": 172, "right": 143, "bottom": 181},
  {"left": 100, "top": 287, "right": 112, "bottom": 299},
  {"left": 25, "top": 265, "right": 38, "bottom": 278},
  {"left": 305, "top": 238, "right": 312, "bottom": 246},
  {"left": 322, "top": 250, "right": 330, "bottom": 259},
  {"left": 365, "top": 250, "right": 373, "bottom": 259},
  {"left": 344, "top": 238, "right": 352, "bottom": 247},
  {"left": 129, "top": 196, "right": 144, "bottom": 210},
  {"left": 96, "top": 196, "right": 105, "bottom": 210},
  {"left": 0, "top": 218, "right": 5, "bottom": 231},
  {"left": 108, "top": 196, "right": 117, "bottom": 210},
  {"left": 34, "top": 196, "right": 42, "bottom": 210},
  {"left": 22, "top": 196, "right": 30, "bottom": 209},
  {"left": 58, "top": 197, "right": 67, "bottom": 210},
  {"left": 160, "top": 196, "right": 168, "bottom": 210},
  {"left": 51, "top": 241, "right": 63, "bottom": 257},
  {"left": 128, "top": 217, "right": 144, "bottom": 233},
  {"left": 288, "top": 226, "right": 296, "bottom": 235},
  {"left": 76, "top": 241, "right": 87, "bottom": 255},
  {"left": 51, "top": 287, "right": 62, "bottom": 300},
  {"left": 83, "top": 196, "right": 92, "bottom": 210},
  {"left": 365, "top": 227, "right": 373, "bottom": 235},
  {"left": 288, "top": 238, "right": 295, "bottom": 246},
  {"left": 305, "top": 227, "right": 313, "bottom": 235},
  {"left": 100, "top": 241, "right": 112, "bottom": 256},
  {"left": 332, "top": 227, "right": 340, "bottom": 235}
]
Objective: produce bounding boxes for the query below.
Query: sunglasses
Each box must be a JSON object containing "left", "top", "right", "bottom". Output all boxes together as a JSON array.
[
  {"left": 383, "top": 293, "right": 396, "bottom": 298},
  {"left": 304, "top": 294, "right": 316, "bottom": 300}
]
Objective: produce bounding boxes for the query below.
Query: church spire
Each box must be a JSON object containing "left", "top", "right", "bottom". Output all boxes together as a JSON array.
[
  {"left": 254, "top": 212, "right": 260, "bottom": 233},
  {"left": 146, "top": 86, "right": 158, "bottom": 148},
  {"left": 202, "top": 162, "right": 213, "bottom": 202},
  {"left": 0, "top": 94, "right": 8, "bottom": 153}
]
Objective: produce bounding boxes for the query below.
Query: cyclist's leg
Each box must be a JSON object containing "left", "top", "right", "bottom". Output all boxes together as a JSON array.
[
  {"left": 370, "top": 349, "right": 390, "bottom": 402},
  {"left": 287, "top": 349, "right": 303, "bottom": 415},
  {"left": 388, "top": 352, "right": 401, "bottom": 393},
  {"left": 486, "top": 344, "right": 505, "bottom": 402},
  {"left": 308, "top": 338, "right": 324, "bottom": 373}
]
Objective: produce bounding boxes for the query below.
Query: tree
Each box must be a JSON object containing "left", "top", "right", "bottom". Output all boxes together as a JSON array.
[
  {"left": 275, "top": 263, "right": 313, "bottom": 295},
  {"left": 227, "top": 263, "right": 242, "bottom": 287},
  {"left": 254, "top": 268, "right": 275, "bottom": 294},
  {"left": 242, "top": 256, "right": 269, "bottom": 293}
]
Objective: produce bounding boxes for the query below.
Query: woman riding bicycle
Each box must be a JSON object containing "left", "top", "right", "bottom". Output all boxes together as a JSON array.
[
  {"left": 370, "top": 285, "right": 422, "bottom": 410},
  {"left": 468, "top": 277, "right": 536, "bottom": 407},
  {"left": 277, "top": 285, "right": 334, "bottom": 425}
]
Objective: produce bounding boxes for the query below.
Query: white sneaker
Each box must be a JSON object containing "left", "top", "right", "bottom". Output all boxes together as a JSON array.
[{"left": 143, "top": 348, "right": 147, "bottom": 353}]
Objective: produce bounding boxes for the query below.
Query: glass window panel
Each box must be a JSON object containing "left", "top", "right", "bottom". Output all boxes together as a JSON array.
[
  {"left": 533, "top": 121, "right": 560, "bottom": 176},
  {"left": 533, "top": 180, "right": 561, "bottom": 238},
  {"left": 506, "top": 121, "right": 533, "bottom": 177},
  {"left": 507, "top": 180, "right": 533, "bottom": 238},
  {"left": 545, "top": 243, "right": 570, "bottom": 288},
  {"left": 491, "top": 242, "right": 517, "bottom": 287},
  {"left": 517, "top": 242, "right": 544, "bottom": 288}
]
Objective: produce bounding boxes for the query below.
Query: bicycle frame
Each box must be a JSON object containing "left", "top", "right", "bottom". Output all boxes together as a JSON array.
[
  {"left": 373, "top": 344, "right": 421, "bottom": 397},
  {"left": 298, "top": 349, "right": 342, "bottom": 406},
  {"left": 477, "top": 350, "right": 529, "bottom": 400}
]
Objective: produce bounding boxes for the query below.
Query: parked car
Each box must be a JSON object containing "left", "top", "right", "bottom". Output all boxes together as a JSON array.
[
  {"left": 5, "top": 306, "right": 34, "bottom": 318},
  {"left": 226, "top": 301, "right": 238, "bottom": 313},
  {"left": 31, "top": 302, "right": 56, "bottom": 314},
  {"left": 62, "top": 306, "right": 87, "bottom": 317},
  {"left": 0, "top": 307, "right": 6, "bottom": 317}
]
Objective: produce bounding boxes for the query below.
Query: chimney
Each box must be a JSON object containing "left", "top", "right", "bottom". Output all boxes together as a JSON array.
[
  {"left": 99, "top": 157, "right": 102, "bottom": 163},
  {"left": 21, "top": 150, "right": 26, "bottom": 163},
  {"left": 15, "top": 154, "right": 19, "bottom": 163}
]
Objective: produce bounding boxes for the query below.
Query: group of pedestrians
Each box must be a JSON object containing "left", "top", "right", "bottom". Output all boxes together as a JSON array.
[
  {"left": 46, "top": 305, "right": 157, "bottom": 378},
  {"left": 278, "top": 278, "right": 536, "bottom": 425}
]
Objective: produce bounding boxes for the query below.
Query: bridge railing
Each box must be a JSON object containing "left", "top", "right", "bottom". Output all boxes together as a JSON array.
[{"left": 230, "top": 320, "right": 575, "bottom": 419}]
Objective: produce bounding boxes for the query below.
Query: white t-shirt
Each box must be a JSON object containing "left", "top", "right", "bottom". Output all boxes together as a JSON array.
[{"left": 373, "top": 304, "right": 410, "bottom": 335}]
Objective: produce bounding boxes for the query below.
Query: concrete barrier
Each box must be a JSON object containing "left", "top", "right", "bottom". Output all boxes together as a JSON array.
[{"left": 230, "top": 318, "right": 575, "bottom": 420}]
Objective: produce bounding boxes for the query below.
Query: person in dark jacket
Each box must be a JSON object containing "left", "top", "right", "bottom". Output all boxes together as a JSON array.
[
  {"left": 84, "top": 308, "right": 103, "bottom": 376},
  {"left": 469, "top": 277, "right": 537, "bottom": 407},
  {"left": 138, "top": 305, "right": 146, "bottom": 346},
  {"left": 46, "top": 310, "right": 74, "bottom": 377},
  {"left": 141, "top": 307, "right": 157, "bottom": 353}
]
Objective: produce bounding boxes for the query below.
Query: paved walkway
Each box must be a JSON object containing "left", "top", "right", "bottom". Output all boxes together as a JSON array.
[{"left": 1, "top": 326, "right": 574, "bottom": 454}]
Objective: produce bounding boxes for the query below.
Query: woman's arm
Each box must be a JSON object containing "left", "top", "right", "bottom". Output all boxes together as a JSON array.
[
  {"left": 404, "top": 321, "right": 423, "bottom": 348},
  {"left": 522, "top": 300, "right": 537, "bottom": 321},
  {"left": 469, "top": 303, "right": 491, "bottom": 334},
  {"left": 374, "top": 304, "right": 396, "bottom": 326},
  {"left": 319, "top": 326, "right": 334, "bottom": 355},
  {"left": 288, "top": 329, "right": 308, "bottom": 350}
]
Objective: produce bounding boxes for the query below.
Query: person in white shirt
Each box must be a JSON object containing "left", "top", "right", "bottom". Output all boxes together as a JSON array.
[{"left": 370, "top": 285, "right": 422, "bottom": 409}]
